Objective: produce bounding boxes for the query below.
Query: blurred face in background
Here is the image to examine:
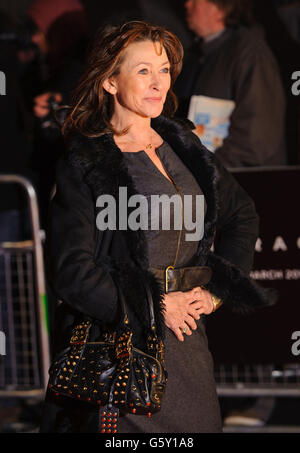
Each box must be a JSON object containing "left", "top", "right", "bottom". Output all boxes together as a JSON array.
[
  {"left": 31, "top": 30, "right": 48, "bottom": 54},
  {"left": 185, "top": 0, "right": 225, "bottom": 38}
]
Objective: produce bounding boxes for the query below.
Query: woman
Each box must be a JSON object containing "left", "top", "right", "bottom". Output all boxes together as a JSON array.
[{"left": 40, "top": 21, "right": 274, "bottom": 433}]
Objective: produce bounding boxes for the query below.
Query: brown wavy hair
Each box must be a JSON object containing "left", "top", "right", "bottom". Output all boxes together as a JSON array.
[{"left": 62, "top": 21, "right": 184, "bottom": 138}]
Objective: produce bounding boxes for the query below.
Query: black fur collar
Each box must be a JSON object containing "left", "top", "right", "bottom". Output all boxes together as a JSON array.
[{"left": 66, "top": 115, "right": 219, "bottom": 268}]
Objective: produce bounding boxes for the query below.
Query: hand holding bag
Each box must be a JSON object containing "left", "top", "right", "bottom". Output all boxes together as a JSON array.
[{"left": 48, "top": 285, "right": 167, "bottom": 433}]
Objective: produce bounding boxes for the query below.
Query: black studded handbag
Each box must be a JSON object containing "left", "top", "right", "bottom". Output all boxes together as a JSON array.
[{"left": 48, "top": 286, "right": 167, "bottom": 433}]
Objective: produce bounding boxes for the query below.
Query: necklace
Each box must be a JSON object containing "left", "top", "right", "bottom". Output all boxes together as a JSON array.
[
  {"left": 144, "top": 132, "right": 153, "bottom": 150},
  {"left": 129, "top": 129, "right": 153, "bottom": 151},
  {"left": 117, "top": 130, "right": 154, "bottom": 152}
]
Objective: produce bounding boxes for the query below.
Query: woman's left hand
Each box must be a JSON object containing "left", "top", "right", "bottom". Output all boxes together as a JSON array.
[{"left": 190, "top": 286, "right": 215, "bottom": 315}]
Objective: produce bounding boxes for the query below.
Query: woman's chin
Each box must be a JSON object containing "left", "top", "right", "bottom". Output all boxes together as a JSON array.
[{"left": 142, "top": 106, "right": 164, "bottom": 119}]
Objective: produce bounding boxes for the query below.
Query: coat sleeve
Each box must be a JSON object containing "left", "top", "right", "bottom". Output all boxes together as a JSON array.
[
  {"left": 213, "top": 157, "right": 259, "bottom": 275},
  {"left": 214, "top": 44, "right": 286, "bottom": 167},
  {"left": 205, "top": 155, "right": 277, "bottom": 312},
  {"left": 45, "top": 155, "right": 119, "bottom": 324}
]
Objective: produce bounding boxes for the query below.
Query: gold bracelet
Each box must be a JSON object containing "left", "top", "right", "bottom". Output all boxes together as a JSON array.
[{"left": 211, "top": 294, "right": 223, "bottom": 312}]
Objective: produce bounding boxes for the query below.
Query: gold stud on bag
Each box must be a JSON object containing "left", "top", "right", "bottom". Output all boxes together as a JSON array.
[{"left": 48, "top": 286, "right": 167, "bottom": 433}]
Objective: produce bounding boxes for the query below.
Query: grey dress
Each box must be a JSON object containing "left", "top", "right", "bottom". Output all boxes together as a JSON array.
[{"left": 118, "top": 141, "right": 222, "bottom": 433}]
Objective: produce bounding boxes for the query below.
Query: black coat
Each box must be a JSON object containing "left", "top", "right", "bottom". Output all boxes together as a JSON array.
[
  {"left": 46, "top": 115, "right": 276, "bottom": 353},
  {"left": 175, "top": 26, "right": 287, "bottom": 168}
]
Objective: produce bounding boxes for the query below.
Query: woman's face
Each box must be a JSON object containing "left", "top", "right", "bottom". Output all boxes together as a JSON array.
[{"left": 105, "top": 40, "right": 171, "bottom": 120}]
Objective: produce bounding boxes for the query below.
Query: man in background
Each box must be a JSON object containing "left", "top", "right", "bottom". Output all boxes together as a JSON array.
[{"left": 175, "top": 0, "right": 287, "bottom": 168}]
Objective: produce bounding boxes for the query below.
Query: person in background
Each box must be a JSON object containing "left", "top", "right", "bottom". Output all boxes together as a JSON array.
[
  {"left": 175, "top": 0, "right": 287, "bottom": 168},
  {"left": 252, "top": 0, "right": 300, "bottom": 165},
  {"left": 28, "top": 0, "right": 88, "bottom": 115},
  {"left": 25, "top": 0, "right": 88, "bottom": 228},
  {"left": 276, "top": 0, "right": 300, "bottom": 44}
]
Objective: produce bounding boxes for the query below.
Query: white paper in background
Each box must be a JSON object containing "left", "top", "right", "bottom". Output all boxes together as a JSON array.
[{"left": 187, "top": 95, "right": 236, "bottom": 152}]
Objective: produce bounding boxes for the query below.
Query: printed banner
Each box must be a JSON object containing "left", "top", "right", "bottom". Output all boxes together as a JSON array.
[{"left": 207, "top": 167, "right": 300, "bottom": 365}]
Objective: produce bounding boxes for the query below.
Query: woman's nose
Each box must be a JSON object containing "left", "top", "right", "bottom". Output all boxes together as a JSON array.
[{"left": 150, "top": 73, "right": 161, "bottom": 89}]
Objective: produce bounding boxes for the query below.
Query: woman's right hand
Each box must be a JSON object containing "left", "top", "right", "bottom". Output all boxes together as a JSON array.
[{"left": 163, "top": 287, "right": 203, "bottom": 342}]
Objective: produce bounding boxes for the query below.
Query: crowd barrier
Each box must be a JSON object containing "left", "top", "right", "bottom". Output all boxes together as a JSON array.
[
  {"left": 207, "top": 166, "right": 300, "bottom": 397},
  {"left": 0, "top": 175, "right": 50, "bottom": 398}
]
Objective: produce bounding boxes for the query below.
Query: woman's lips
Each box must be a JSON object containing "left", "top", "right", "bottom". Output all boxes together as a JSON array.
[{"left": 145, "top": 97, "right": 162, "bottom": 102}]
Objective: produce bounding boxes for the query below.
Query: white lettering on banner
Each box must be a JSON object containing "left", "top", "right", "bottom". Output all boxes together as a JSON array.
[
  {"left": 291, "top": 331, "right": 300, "bottom": 356},
  {"left": 273, "top": 236, "right": 288, "bottom": 252},
  {"left": 255, "top": 238, "right": 262, "bottom": 252},
  {"left": 291, "top": 71, "right": 300, "bottom": 96},
  {"left": 0, "top": 331, "right": 5, "bottom": 356},
  {"left": 0, "top": 71, "right": 6, "bottom": 95},
  {"left": 285, "top": 269, "right": 300, "bottom": 280},
  {"left": 254, "top": 236, "right": 300, "bottom": 252},
  {"left": 250, "top": 269, "right": 300, "bottom": 281},
  {"left": 250, "top": 269, "right": 284, "bottom": 280}
]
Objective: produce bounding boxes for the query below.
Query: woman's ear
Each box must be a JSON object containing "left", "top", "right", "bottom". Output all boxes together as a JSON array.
[{"left": 103, "top": 78, "right": 117, "bottom": 95}]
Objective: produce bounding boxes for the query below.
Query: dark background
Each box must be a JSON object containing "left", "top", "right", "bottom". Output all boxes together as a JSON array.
[
  {"left": 207, "top": 168, "right": 300, "bottom": 366},
  {"left": 1, "top": 0, "right": 299, "bottom": 164}
]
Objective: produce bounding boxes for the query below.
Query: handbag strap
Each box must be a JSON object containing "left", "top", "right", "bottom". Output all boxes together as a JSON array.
[{"left": 118, "top": 284, "right": 157, "bottom": 335}]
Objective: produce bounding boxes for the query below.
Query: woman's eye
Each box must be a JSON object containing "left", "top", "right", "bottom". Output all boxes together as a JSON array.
[
  {"left": 138, "top": 68, "right": 148, "bottom": 74},
  {"left": 161, "top": 67, "right": 170, "bottom": 73}
]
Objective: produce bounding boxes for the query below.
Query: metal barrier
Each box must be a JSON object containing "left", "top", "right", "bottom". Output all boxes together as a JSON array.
[
  {"left": 0, "top": 174, "right": 50, "bottom": 398},
  {"left": 215, "top": 363, "right": 300, "bottom": 397}
]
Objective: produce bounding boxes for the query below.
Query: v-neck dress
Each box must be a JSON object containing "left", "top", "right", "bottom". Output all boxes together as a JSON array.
[{"left": 117, "top": 141, "right": 222, "bottom": 433}]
